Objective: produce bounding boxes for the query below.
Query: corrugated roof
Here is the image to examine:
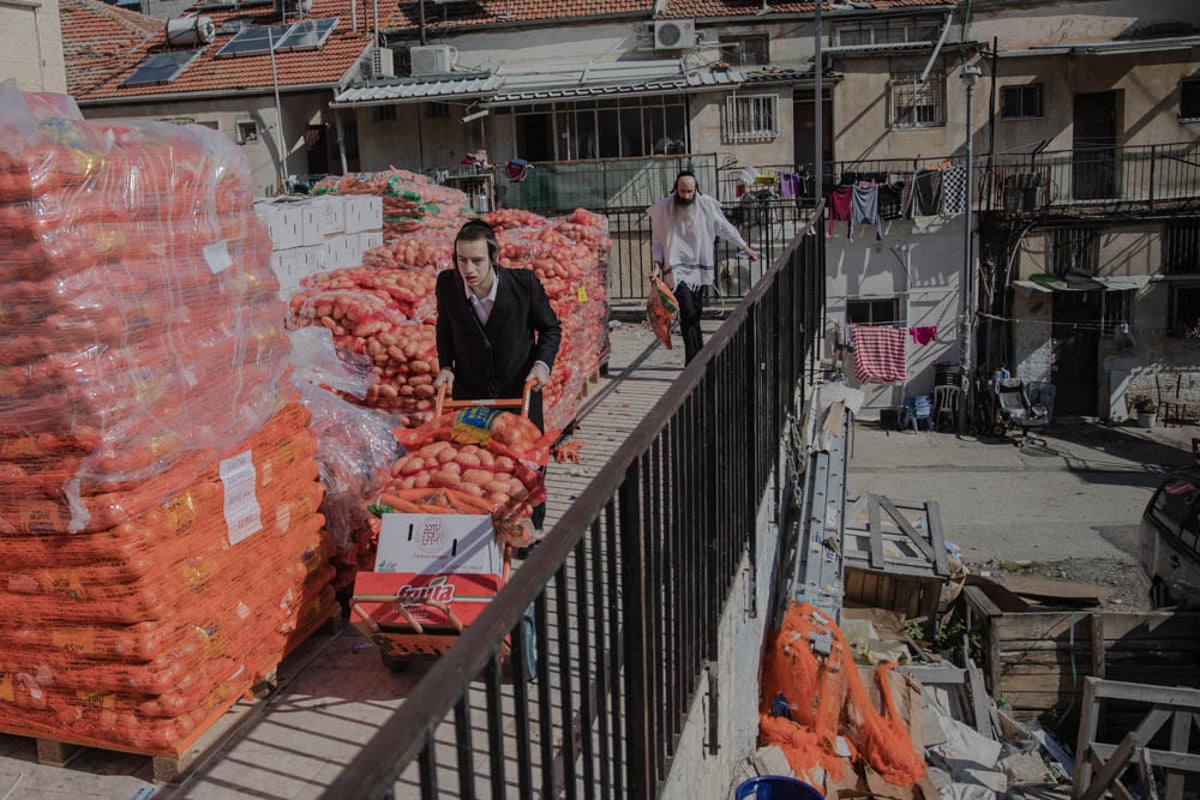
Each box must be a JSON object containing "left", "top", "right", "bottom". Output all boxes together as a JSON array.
[
  {"left": 659, "top": 0, "right": 955, "bottom": 20},
  {"left": 65, "top": 0, "right": 375, "bottom": 102},
  {"left": 330, "top": 59, "right": 776, "bottom": 107},
  {"left": 384, "top": 0, "right": 652, "bottom": 32},
  {"left": 333, "top": 73, "right": 502, "bottom": 106}
]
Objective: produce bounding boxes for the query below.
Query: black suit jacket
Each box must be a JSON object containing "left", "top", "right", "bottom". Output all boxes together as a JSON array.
[{"left": 435, "top": 266, "right": 561, "bottom": 426}]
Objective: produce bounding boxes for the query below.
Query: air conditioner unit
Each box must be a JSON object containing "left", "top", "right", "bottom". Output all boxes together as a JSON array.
[
  {"left": 654, "top": 19, "right": 696, "bottom": 50},
  {"left": 410, "top": 44, "right": 456, "bottom": 76},
  {"left": 370, "top": 47, "right": 395, "bottom": 79}
]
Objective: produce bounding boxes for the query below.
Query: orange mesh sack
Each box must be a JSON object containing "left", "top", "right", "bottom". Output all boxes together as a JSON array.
[
  {"left": 0, "top": 82, "right": 290, "bottom": 534},
  {"left": 758, "top": 601, "right": 926, "bottom": 790},
  {"left": 646, "top": 275, "right": 678, "bottom": 349}
]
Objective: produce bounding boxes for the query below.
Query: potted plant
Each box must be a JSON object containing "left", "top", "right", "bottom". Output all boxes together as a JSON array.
[{"left": 1131, "top": 394, "right": 1158, "bottom": 428}]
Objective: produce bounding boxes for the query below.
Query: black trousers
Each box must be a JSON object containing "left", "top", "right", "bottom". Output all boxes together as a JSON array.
[{"left": 674, "top": 282, "right": 706, "bottom": 364}]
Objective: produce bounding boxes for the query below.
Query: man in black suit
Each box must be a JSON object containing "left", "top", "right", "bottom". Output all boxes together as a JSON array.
[{"left": 434, "top": 220, "right": 561, "bottom": 535}]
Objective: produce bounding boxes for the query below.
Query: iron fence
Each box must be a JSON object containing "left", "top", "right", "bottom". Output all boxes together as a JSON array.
[
  {"left": 500, "top": 155, "right": 720, "bottom": 211},
  {"left": 604, "top": 197, "right": 813, "bottom": 305},
  {"left": 320, "top": 203, "right": 826, "bottom": 800}
]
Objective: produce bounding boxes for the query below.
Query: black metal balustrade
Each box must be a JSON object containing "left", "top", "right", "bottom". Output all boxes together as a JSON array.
[{"left": 320, "top": 203, "right": 826, "bottom": 800}]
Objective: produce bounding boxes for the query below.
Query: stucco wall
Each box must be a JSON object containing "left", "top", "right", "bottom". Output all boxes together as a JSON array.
[
  {"left": 1011, "top": 285, "right": 1054, "bottom": 384},
  {"left": 830, "top": 55, "right": 978, "bottom": 164},
  {"left": 969, "top": 0, "right": 1200, "bottom": 51},
  {"left": 82, "top": 93, "right": 337, "bottom": 197},
  {"left": 826, "top": 217, "right": 965, "bottom": 408},
  {"left": 0, "top": 0, "right": 67, "bottom": 93}
]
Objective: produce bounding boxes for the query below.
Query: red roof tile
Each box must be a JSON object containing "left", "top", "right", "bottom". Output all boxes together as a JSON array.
[
  {"left": 61, "top": 0, "right": 162, "bottom": 96},
  {"left": 64, "top": 0, "right": 374, "bottom": 101},
  {"left": 660, "top": 0, "right": 955, "bottom": 19},
  {"left": 383, "top": 0, "right": 651, "bottom": 32}
]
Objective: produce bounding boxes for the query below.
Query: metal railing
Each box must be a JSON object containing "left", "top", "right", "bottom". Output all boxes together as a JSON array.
[
  {"left": 500, "top": 155, "right": 720, "bottom": 211},
  {"left": 605, "top": 198, "right": 813, "bottom": 305},
  {"left": 982, "top": 141, "right": 1200, "bottom": 212},
  {"left": 320, "top": 203, "right": 826, "bottom": 800}
]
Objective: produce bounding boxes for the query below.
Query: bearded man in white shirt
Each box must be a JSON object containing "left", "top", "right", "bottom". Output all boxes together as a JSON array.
[{"left": 647, "top": 171, "right": 759, "bottom": 363}]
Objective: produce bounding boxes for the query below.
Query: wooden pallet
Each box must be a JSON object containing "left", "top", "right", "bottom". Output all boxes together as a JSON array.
[{"left": 16, "top": 608, "right": 342, "bottom": 784}]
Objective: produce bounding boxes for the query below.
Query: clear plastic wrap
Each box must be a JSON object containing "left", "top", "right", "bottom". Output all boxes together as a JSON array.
[
  {"left": 294, "top": 264, "right": 438, "bottom": 322},
  {"left": 362, "top": 232, "right": 453, "bottom": 273},
  {"left": 289, "top": 327, "right": 404, "bottom": 590},
  {"left": 312, "top": 168, "right": 471, "bottom": 237},
  {"left": 0, "top": 81, "right": 290, "bottom": 533}
]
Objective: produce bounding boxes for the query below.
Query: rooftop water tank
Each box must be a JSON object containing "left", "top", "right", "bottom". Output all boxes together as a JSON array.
[{"left": 165, "top": 15, "right": 216, "bottom": 47}]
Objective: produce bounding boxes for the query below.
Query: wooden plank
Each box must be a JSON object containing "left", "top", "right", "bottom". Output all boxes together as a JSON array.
[
  {"left": 878, "top": 495, "right": 936, "bottom": 564},
  {"left": 896, "top": 665, "right": 967, "bottom": 684},
  {"left": 963, "top": 584, "right": 1004, "bottom": 618},
  {"left": 1079, "top": 707, "right": 1173, "bottom": 800},
  {"left": 36, "top": 738, "right": 81, "bottom": 768},
  {"left": 1090, "top": 614, "right": 1106, "bottom": 681},
  {"left": 967, "top": 658, "right": 992, "bottom": 738},
  {"left": 926, "top": 500, "right": 949, "bottom": 577},
  {"left": 1165, "top": 710, "right": 1192, "bottom": 800},
  {"left": 867, "top": 495, "right": 884, "bottom": 570},
  {"left": 1092, "top": 742, "right": 1200, "bottom": 776},
  {"left": 994, "top": 611, "right": 1200, "bottom": 644}
]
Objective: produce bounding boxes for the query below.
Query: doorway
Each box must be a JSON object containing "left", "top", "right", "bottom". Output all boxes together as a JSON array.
[
  {"left": 1072, "top": 91, "right": 1119, "bottom": 200},
  {"left": 793, "top": 93, "right": 832, "bottom": 197},
  {"left": 1051, "top": 290, "right": 1102, "bottom": 416}
]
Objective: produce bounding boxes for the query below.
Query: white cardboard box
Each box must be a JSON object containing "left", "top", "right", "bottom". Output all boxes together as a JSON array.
[
  {"left": 375, "top": 514, "right": 499, "bottom": 576},
  {"left": 300, "top": 196, "right": 346, "bottom": 246},
  {"left": 344, "top": 195, "right": 383, "bottom": 234},
  {"left": 254, "top": 201, "right": 303, "bottom": 251},
  {"left": 358, "top": 230, "right": 384, "bottom": 254}
]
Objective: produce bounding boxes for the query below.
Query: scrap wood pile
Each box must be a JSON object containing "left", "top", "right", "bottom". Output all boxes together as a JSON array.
[
  {"left": 753, "top": 601, "right": 1073, "bottom": 800},
  {"left": 0, "top": 84, "right": 334, "bottom": 756},
  {"left": 289, "top": 172, "right": 610, "bottom": 581}
]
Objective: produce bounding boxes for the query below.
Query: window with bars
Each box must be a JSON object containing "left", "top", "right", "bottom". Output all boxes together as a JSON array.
[
  {"left": 836, "top": 20, "right": 940, "bottom": 46},
  {"left": 1181, "top": 78, "right": 1200, "bottom": 122},
  {"left": 1169, "top": 285, "right": 1200, "bottom": 337},
  {"left": 1101, "top": 290, "right": 1134, "bottom": 336},
  {"left": 1001, "top": 84, "right": 1043, "bottom": 119},
  {"left": 720, "top": 34, "right": 769, "bottom": 66},
  {"left": 426, "top": 102, "right": 450, "bottom": 119},
  {"left": 1164, "top": 221, "right": 1200, "bottom": 274},
  {"left": 1050, "top": 228, "right": 1100, "bottom": 276},
  {"left": 846, "top": 297, "right": 902, "bottom": 327},
  {"left": 890, "top": 73, "right": 943, "bottom": 128},
  {"left": 725, "top": 94, "right": 778, "bottom": 142},
  {"left": 372, "top": 105, "right": 397, "bottom": 122}
]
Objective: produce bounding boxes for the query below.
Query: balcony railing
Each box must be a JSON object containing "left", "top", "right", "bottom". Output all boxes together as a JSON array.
[{"left": 317, "top": 204, "right": 827, "bottom": 800}]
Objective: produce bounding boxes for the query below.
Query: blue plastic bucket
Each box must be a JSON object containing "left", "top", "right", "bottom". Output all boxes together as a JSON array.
[{"left": 735, "top": 776, "right": 824, "bottom": 800}]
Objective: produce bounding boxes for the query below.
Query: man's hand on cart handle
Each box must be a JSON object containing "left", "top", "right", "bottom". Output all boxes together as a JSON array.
[
  {"left": 526, "top": 362, "right": 550, "bottom": 391},
  {"left": 434, "top": 368, "right": 455, "bottom": 392}
]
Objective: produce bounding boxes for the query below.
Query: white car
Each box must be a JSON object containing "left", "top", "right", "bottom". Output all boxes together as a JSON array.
[{"left": 1140, "top": 470, "right": 1200, "bottom": 608}]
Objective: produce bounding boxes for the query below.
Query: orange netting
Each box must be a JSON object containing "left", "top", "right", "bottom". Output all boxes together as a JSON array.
[{"left": 759, "top": 601, "right": 926, "bottom": 788}]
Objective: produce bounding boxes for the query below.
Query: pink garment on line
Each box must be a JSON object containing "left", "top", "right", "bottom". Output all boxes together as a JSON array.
[
  {"left": 828, "top": 186, "right": 852, "bottom": 236},
  {"left": 909, "top": 325, "right": 938, "bottom": 345},
  {"left": 851, "top": 323, "right": 907, "bottom": 384}
]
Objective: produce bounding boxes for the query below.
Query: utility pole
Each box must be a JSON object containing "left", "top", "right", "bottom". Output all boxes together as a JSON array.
[
  {"left": 958, "top": 63, "right": 981, "bottom": 434},
  {"left": 813, "top": 0, "right": 823, "bottom": 202}
]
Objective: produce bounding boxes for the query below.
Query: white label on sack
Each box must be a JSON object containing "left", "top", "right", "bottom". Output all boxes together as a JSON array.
[
  {"left": 204, "top": 240, "right": 234, "bottom": 274},
  {"left": 220, "top": 450, "right": 262, "bottom": 545}
]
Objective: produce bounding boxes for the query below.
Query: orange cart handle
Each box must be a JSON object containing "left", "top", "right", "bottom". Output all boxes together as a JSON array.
[{"left": 435, "top": 378, "right": 535, "bottom": 419}]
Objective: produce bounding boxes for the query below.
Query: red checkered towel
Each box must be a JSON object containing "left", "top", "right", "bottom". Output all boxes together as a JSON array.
[{"left": 851, "top": 323, "right": 907, "bottom": 384}]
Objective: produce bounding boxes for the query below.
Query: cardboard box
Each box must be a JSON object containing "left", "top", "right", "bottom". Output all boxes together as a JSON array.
[
  {"left": 254, "top": 200, "right": 303, "bottom": 251},
  {"left": 351, "top": 514, "right": 502, "bottom": 629},
  {"left": 358, "top": 231, "right": 384, "bottom": 254},
  {"left": 300, "top": 196, "right": 346, "bottom": 245},
  {"left": 344, "top": 195, "right": 383, "bottom": 234}
]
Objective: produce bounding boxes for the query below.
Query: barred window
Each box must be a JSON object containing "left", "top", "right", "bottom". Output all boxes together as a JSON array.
[
  {"left": 1050, "top": 228, "right": 1100, "bottom": 276},
  {"left": 426, "top": 102, "right": 450, "bottom": 119},
  {"left": 720, "top": 34, "right": 769, "bottom": 66},
  {"left": 372, "top": 105, "right": 397, "bottom": 122},
  {"left": 1001, "top": 84, "right": 1043, "bottom": 119},
  {"left": 1164, "top": 221, "right": 1200, "bottom": 274},
  {"left": 890, "top": 73, "right": 944, "bottom": 128},
  {"left": 725, "top": 94, "right": 778, "bottom": 142}
]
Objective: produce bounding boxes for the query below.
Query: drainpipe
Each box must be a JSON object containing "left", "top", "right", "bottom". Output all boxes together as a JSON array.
[
  {"left": 269, "top": 27, "right": 288, "bottom": 192},
  {"left": 919, "top": 11, "right": 954, "bottom": 84},
  {"left": 334, "top": 107, "right": 349, "bottom": 174}
]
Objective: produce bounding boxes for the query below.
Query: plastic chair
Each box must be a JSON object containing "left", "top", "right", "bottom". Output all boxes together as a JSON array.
[
  {"left": 932, "top": 385, "right": 960, "bottom": 431},
  {"left": 903, "top": 395, "right": 934, "bottom": 432},
  {"left": 736, "top": 776, "right": 824, "bottom": 800}
]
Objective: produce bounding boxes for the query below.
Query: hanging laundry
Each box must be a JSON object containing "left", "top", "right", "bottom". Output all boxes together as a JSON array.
[
  {"left": 777, "top": 171, "right": 799, "bottom": 198},
  {"left": 912, "top": 169, "right": 943, "bottom": 216},
  {"left": 851, "top": 183, "right": 884, "bottom": 241},
  {"left": 879, "top": 184, "right": 904, "bottom": 220},
  {"left": 851, "top": 323, "right": 907, "bottom": 384},
  {"left": 908, "top": 325, "right": 938, "bottom": 345},
  {"left": 941, "top": 166, "right": 968, "bottom": 216},
  {"left": 828, "top": 186, "right": 853, "bottom": 236}
]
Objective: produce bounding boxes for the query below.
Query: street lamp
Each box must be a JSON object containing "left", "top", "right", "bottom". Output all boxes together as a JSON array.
[{"left": 958, "top": 63, "right": 981, "bottom": 435}]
